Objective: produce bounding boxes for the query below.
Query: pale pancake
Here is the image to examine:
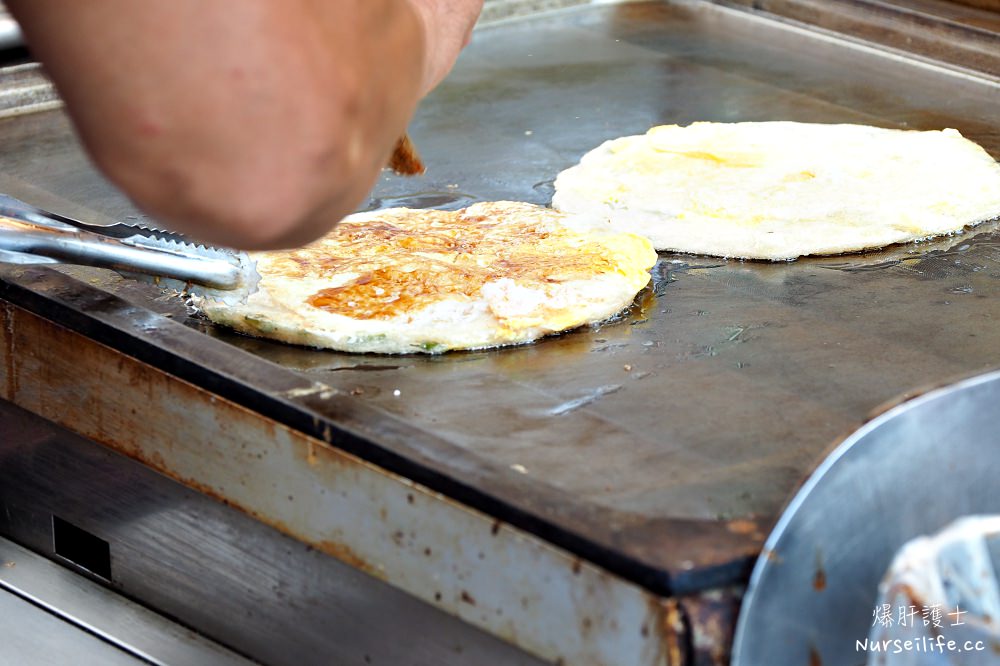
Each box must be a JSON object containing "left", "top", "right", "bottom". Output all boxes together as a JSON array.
[
  {"left": 198, "top": 201, "right": 656, "bottom": 354},
  {"left": 552, "top": 122, "right": 1000, "bottom": 260}
]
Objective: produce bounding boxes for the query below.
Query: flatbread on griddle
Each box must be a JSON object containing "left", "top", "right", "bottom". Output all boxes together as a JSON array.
[
  {"left": 198, "top": 201, "right": 656, "bottom": 354},
  {"left": 552, "top": 122, "right": 1000, "bottom": 260}
]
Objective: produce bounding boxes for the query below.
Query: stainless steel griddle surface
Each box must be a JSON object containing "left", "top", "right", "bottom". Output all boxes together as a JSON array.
[{"left": 4, "top": 1, "right": 1000, "bottom": 592}]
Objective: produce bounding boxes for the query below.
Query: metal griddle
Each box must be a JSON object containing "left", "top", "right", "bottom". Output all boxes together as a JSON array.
[{"left": 3, "top": 2, "right": 1000, "bottom": 663}]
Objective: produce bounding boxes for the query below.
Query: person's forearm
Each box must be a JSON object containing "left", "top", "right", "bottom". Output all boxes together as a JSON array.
[
  {"left": 7, "top": 0, "right": 473, "bottom": 250},
  {"left": 408, "top": 0, "right": 483, "bottom": 94}
]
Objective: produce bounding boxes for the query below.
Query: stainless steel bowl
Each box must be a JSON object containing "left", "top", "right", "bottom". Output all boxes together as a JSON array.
[{"left": 733, "top": 368, "right": 1000, "bottom": 665}]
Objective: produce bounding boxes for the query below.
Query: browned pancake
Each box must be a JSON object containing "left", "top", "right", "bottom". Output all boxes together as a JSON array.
[{"left": 197, "top": 201, "right": 657, "bottom": 354}]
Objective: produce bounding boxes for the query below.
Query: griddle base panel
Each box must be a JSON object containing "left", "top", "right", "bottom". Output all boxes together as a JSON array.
[{"left": 0, "top": 400, "right": 549, "bottom": 666}]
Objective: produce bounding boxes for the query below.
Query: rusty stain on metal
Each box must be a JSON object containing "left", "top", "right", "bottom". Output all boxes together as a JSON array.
[
  {"left": 660, "top": 598, "right": 687, "bottom": 666},
  {"left": 314, "top": 539, "right": 382, "bottom": 578},
  {"left": 813, "top": 550, "right": 827, "bottom": 592},
  {"left": 677, "top": 586, "right": 743, "bottom": 666},
  {"left": 809, "top": 644, "right": 823, "bottom": 666},
  {"left": 460, "top": 590, "right": 477, "bottom": 606},
  {"left": 726, "top": 519, "right": 758, "bottom": 536},
  {"left": 813, "top": 566, "right": 827, "bottom": 592}
]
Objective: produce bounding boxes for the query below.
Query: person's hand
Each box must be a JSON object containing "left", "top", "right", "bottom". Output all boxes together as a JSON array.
[
  {"left": 407, "top": 0, "right": 484, "bottom": 95},
  {"left": 6, "top": 0, "right": 483, "bottom": 251}
]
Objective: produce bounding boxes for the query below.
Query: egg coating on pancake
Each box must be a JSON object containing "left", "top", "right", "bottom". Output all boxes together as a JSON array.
[
  {"left": 198, "top": 201, "right": 656, "bottom": 354},
  {"left": 552, "top": 122, "right": 1000, "bottom": 260}
]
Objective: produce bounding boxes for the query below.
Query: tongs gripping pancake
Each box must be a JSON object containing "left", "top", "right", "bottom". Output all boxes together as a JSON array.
[{"left": 0, "top": 194, "right": 260, "bottom": 305}]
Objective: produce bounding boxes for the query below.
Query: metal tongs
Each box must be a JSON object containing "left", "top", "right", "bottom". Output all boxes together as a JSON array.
[{"left": 0, "top": 194, "right": 259, "bottom": 304}]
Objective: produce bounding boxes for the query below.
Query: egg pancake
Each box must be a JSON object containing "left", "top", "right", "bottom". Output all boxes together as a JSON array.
[
  {"left": 198, "top": 201, "right": 656, "bottom": 354},
  {"left": 552, "top": 122, "right": 1000, "bottom": 260}
]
